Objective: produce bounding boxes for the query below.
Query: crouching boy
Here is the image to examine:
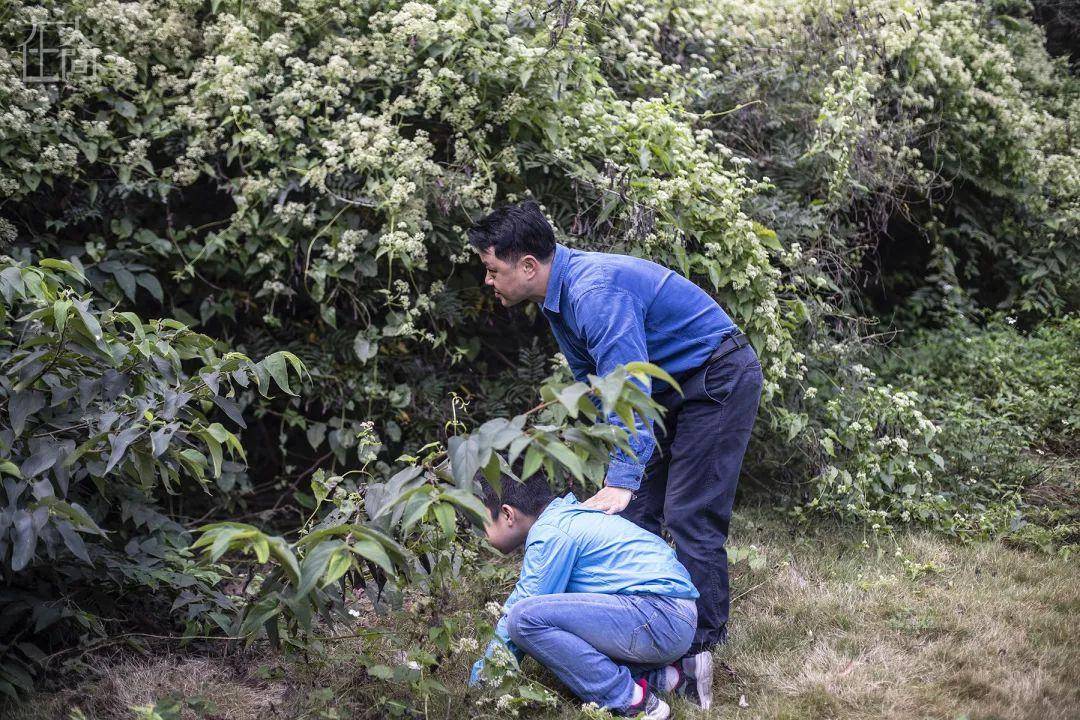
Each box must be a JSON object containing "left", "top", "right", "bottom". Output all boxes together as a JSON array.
[{"left": 468, "top": 474, "right": 699, "bottom": 719}]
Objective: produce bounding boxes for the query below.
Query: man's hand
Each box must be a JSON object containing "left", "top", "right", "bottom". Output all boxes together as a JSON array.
[{"left": 581, "top": 486, "right": 633, "bottom": 514}]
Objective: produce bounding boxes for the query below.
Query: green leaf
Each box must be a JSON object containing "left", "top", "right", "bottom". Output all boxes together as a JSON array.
[
  {"left": 74, "top": 299, "right": 104, "bottom": 343},
  {"left": 448, "top": 434, "right": 482, "bottom": 488},
  {"left": 522, "top": 445, "right": 543, "bottom": 481},
  {"left": 9, "top": 391, "right": 45, "bottom": 437},
  {"left": 441, "top": 487, "right": 492, "bottom": 527},
  {"left": 136, "top": 273, "right": 163, "bottom": 302},
  {"left": 21, "top": 443, "right": 60, "bottom": 478},
  {"left": 347, "top": 538, "right": 395, "bottom": 576},
  {"left": 295, "top": 540, "right": 339, "bottom": 599},
  {"left": 259, "top": 352, "right": 294, "bottom": 395},
  {"left": 36, "top": 498, "right": 103, "bottom": 534},
  {"left": 556, "top": 382, "right": 591, "bottom": 418},
  {"left": 353, "top": 333, "right": 378, "bottom": 363},
  {"left": 57, "top": 521, "right": 91, "bottom": 564},
  {"left": 105, "top": 426, "right": 144, "bottom": 474},
  {"left": 624, "top": 361, "right": 680, "bottom": 395},
  {"left": 39, "top": 259, "right": 86, "bottom": 284},
  {"left": 204, "top": 433, "right": 223, "bottom": 478},
  {"left": 542, "top": 441, "right": 584, "bottom": 481},
  {"left": 323, "top": 547, "right": 352, "bottom": 587},
  {"left": 113, "top": 267, "right": 137, "bottom": 301},
  {"left": 253, "top": 536, "right": 270, "bottom": 563},
  {"left": 306, "top": 422, "right": 327, "bottom": 450},
  {"left": 434, "top": 502, "right": 456, "bottom": 537},
  {"left": 53, "top": 299, "right": 71, "bottom": 333},
  {"left": 401, "top": 491, "right": 435, "bottom": 535},
  {"left": 481, "top": 451, "right": 502, "bottom": 490},
  {"left": 11, "top": 510, "right": 36, "bottom": 571},
  {"left": 367, "top": 665, "right": 394, "bottom": 680}
]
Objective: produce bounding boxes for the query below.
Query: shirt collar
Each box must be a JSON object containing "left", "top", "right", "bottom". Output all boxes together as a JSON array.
[
  {"left": 526, "top": 492, "right": 577, "bottom": 544},
  {"left": 538, "top": 492, "right": 577, "bottom": 518},
  {"left": 541, "top": 243, "right": 569, "bottom": 314}
]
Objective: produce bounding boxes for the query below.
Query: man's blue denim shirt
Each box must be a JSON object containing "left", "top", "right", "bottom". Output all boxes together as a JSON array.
[
  {"left": 471, "top": 493, "right": 698, "bottom": 679},
  {"left": 541, "top": 243, "right": 738, "bottom": 490}
]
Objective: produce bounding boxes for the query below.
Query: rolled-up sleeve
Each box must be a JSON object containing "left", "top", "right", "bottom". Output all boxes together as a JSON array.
[{"left": 574, "top": 286, "right": 655, "bottom": 491}]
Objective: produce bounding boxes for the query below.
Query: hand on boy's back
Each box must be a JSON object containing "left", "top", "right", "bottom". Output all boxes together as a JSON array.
[{"left": 581, "top": 486, "right": 633, "bottom": 514}]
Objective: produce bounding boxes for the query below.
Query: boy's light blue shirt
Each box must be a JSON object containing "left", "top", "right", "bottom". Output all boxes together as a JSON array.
[
  {"left": 541, "top": 243, "right": 738, "bottom": 491},
  {"left": 472, "top": 493, "right": 698, "bottom": 678}
]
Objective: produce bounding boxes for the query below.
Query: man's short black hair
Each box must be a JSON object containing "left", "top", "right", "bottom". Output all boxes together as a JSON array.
[
  {"left": 466, "top": 200, "right": 556, "bottom": 263},
  {"left": 477, "top": 470, "right": 555, "bottom": 521}
]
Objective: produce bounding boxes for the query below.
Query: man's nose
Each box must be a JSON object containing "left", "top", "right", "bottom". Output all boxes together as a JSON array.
[{"left": 485, "top": 274, "right": 494, "bottom": 286}]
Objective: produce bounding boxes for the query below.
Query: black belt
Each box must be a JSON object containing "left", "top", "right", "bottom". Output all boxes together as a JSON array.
[
  {"left": 705, "top": 330, "right": 750, "bottom": 365},
  {"left": 665, "top": 330, "right": 750, "bottom": 391}
]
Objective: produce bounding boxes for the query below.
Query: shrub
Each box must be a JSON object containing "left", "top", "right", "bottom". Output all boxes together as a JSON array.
[{"left": 0, "top": 256, "right": 302, "bottom": 697}]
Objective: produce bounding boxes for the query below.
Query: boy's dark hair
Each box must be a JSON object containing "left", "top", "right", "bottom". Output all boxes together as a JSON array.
[
  {"left": 477, "top": 470, "right": 555, "bottom": 520},
  {"left": 466, "top": 200, "right": 556, "bottom": 263}
]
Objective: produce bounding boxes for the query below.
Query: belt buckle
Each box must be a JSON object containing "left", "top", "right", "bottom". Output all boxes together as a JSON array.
[{"left": 709, "top": 331, "right": 744, "bottom": 364}]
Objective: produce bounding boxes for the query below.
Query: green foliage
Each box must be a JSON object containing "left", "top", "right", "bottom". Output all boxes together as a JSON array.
[
  {"left": 0, "top": 257, "right": 304, "bottom": 697},
  {"left": 191, "top": 359, "right": 675, "bottom": 649},
  {"left": 876, "top": 314, "right": 1079, "bottom": 549},
  {"left": 879, "top": 314, "right": 1079, "bottom": 454},
  {"left": 767, "top": 313, "right": 1079, "bottom": 543}
]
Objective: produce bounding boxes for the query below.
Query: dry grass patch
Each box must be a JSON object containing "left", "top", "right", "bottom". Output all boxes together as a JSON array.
[
  {"left": 711, "top": 509, "right": 1080, "bottom": 720},
  {"left": 8, "top": 652, "right": 287, "bottom": 720}
]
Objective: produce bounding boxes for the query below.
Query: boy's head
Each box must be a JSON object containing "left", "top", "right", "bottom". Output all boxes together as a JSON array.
[{"left": 477, "top": 471, "right": 555, "bottom": 553}]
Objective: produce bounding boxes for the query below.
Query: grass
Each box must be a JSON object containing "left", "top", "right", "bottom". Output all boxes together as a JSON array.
[{"left": 9, "top": 505, "right": 1079, "bottom": 720}]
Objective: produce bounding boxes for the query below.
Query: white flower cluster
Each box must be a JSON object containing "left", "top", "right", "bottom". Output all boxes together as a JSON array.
[
  {"left": 325, "top": 229, "right": 369, "bottom": 264},
  {"left": 450, "top": 636, "right": 479, "bottom": 654},
  {"left": 0, "top": 217, "right": 17, "bottom": 244},
  {"left": 273, "top": 201, "right": 315, "bottom": 227},
  {"left": 378, "top": 228, "right": 427, "bottom": 265}
]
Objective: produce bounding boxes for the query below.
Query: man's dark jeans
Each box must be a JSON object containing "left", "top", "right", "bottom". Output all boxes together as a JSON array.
[{"left": 621, "top": 342, "right": 763, "bottom": 653}]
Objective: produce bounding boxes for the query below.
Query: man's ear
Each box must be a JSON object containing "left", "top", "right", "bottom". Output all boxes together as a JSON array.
[
  {"left": 520, "top": 254, "right": 538, "bottom": 279},
  {"left": 501, "top": 504, "right": 515, "bottom": 525}
]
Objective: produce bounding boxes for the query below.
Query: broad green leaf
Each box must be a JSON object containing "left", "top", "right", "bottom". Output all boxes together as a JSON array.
[
  {"left": 440, "top": 487, "right": 492, "bottom": 527},
  {"left": 39, "top": 258, "right": 86, "bottom": 284},
  {"left": 624, "top": 361, "right": 682, "bottom": 396},
  {"left": 322, "top": 547, "right": 353, "bottom": 588},
  {"left": 11, "top": 510, "right": 36, "bottom": 571},
  {"left": 347, "top": 538, "right": 395, "bottom": 577},
  {"left": 448, "top": 434, "right": 482, "bottom": 488},
  {"left": 260, "top": 352, "right": 296, "bottom": 396},
  {"left": 522, "top": 445, "right": 543, "bottom": 481},
  {"left": 53, "top": 299, "right": 71, "bottom": 333},
  {"left": 401, "top": 491, "right": 435, "bottom": 535},
  {"left": 434, "top": 502, "right": 456, "bottom": 537},
  {"left": 105, "top": 426, "right": 144, "bottom": 474},
  {"left": 542, "top": 441, "right": 584, "bottom": 481},
  {"left": 295, "top": 540, "right": 340, "bottom": 598},
  {"left": 556, "top": 382, "right": 591, "bottom": 418},
  {"left": 57, "top": 521, "right": 91, "bottom": 564}
]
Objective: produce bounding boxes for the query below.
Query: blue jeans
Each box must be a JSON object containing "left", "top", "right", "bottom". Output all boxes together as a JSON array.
[{"left": 505, "top": 593, "right": 697, "bottom": 710}]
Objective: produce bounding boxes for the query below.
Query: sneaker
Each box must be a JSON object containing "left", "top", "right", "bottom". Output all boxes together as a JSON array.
[
  {"left": 645, "top": 663, "right": 684, "bottom": 694},
  {"left": 614, "top": 678, "right": 670, "bottom": 719},
  {"left": 679, "top": 650, "right": 714, "bottom": 710}
]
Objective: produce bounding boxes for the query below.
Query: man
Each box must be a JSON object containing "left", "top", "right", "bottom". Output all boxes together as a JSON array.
[{"left": 467, "top": 200, "right": 764, "bottom": 710}]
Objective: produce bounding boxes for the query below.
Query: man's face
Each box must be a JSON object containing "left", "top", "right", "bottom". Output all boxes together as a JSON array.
[
  {"left": 483, "top": 505, "right": 528, "bottom": 554},
  {"left": 478, "top": 247, "right": 534, "bottom": 307}
]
